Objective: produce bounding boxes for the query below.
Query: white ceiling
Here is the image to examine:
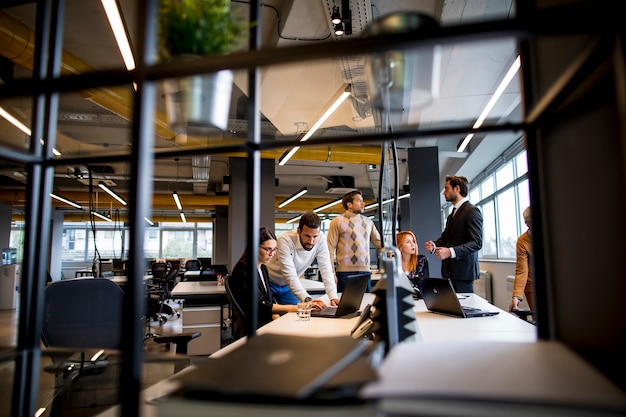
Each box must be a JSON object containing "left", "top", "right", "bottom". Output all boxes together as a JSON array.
[{"left": 0, "top": 0, "right": 522, "bottom": 221}]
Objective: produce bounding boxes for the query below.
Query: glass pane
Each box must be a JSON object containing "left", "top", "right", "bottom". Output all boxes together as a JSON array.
[
  {"left": 480, "top": 201, "right": 496, "bottom": 256},
  {"left": 495, "top": 160, "right": 514, "bottom": 190},
  {"left": 161, "top": 229, "right": 194, "bottom": 258},
  {"left": 516, "top": 150, "right": 528, "bottom": 176},
  {"left": 517, "top": 179, "right": 531, "bottom": 232},
  {"left": 144, "top": 228, "right": 161, "bottom": 259},
  {"left": 480, "top": 175, "right": 495, "bottom": 199},
  {"left": 469, "top": 188, "right": 480, "bottom": 204},
  {"left": 196, "top": 227, "right": 213, "bottom": 258},
  {"left": 497, "top": 187, "right": 517, "bottom": 258}
]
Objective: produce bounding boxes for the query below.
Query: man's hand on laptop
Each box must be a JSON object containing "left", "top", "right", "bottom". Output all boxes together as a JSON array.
[
  {"left": 330, "top": 298, "right": 340, "bottom": 306},
  {"left": 310, "top": 298, "right": 327, "bottom": 310}
]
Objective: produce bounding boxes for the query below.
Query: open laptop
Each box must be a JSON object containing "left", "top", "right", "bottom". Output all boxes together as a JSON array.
[
  {"left": 311, "top": 274, "right": 369, "bottom": 318},
  {"left": 421, "top": 277, "right": 499, "bottom": 318}
]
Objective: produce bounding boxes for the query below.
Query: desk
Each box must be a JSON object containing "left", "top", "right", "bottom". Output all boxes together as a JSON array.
[
  {"left": 412, "top": 294, "right": 536, "bottom": 342},
  {"left": 95, "top": 293, "right": 626, "bottom": 417},
  {"left": 170, "top": 281, "right": 227, "bottom": 356}
]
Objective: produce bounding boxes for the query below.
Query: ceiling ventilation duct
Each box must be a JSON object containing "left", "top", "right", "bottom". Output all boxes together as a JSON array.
[{"left": 326, "top": 175, "right": 355, "bottom": 194}]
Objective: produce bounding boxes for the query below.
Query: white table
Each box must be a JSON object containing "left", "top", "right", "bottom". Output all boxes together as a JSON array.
[
  {"left": 95, "top": 294, "right": 545, "bottom": 417},
  {"left": 412, "top": 294, "right": 536, "bottom": 342}
]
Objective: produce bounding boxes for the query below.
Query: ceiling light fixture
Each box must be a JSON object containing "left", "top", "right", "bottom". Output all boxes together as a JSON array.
[
  {"left": 331, "top": 1, "right": 352, "bottom": 36},
  {"left": 457, "top": 55, "right": 521, "bottom": 152},
  {"left": 286, "top": 215, "right": 301, "bottom": 224},
  {"left": 179, "top": 212, "right": 187, "bottom": 223},
  {"left": 313, "top": 198, "right": 342, "bottom": 213},
  {"left": 0, "top": 106, "right": 61, "bottom": 156},
  {"left": 279, "top": 84, "right": 351, "bottom": 166},
  {"left": 98, "top": 181, "right": 127, "bottom": 206},
  {"left": 91, "top": 211, "right": 112, "bottom": 222},
  {"left": 50, "top": 193, "right": 82, "bottom": 209},
  {"left": 172, "top": 191, "right": 183, "bottom": 210},
  {"left": 144, "top": 217, "right": 154, "bottom": 226},
  {"left": 364, "top": 193, "right": 410, "bottom": 211},
  {"left": 278, "top": 187, "right": 308, "bottom": 209},
  {"left": 331, "top": 6, "right": 341, "bottom": 24},
  {"left": 101, "top": 0, "right": 135, "bottom": 71}
]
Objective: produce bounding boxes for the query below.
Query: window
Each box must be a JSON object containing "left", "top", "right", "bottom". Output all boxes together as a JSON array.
[{"left": 459, "top": 146, "right": 530, "bottom": 260}]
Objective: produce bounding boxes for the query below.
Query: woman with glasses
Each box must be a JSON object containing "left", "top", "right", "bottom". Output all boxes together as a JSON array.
[{"left": 229, "top": 227, "right": 297, "bottom": 335}]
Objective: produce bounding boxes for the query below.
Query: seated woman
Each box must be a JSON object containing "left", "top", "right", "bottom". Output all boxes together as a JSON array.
[
  {"left": 396, "top": 231, "right": 429, "bottom": 298},
  {"left": 229, "top": 227, "right": 297, "bottom": 335}
]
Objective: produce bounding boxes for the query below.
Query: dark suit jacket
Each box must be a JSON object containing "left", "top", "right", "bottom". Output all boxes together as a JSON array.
[
  {"left": 229, "top": 261, "right": 274, "bottom": 334},
  {"left": 434, "top": 201, "right": 483, "bottom": 282}
]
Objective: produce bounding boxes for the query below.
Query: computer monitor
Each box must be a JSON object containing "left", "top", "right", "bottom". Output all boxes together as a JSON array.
[{"left": 198, "top": 257, "right": 212, "bottom": 268}]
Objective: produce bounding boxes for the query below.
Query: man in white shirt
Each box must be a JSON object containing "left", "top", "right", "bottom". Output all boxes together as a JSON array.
[{"left": 266, "top": 212, "right": 340, "bottom": 307}]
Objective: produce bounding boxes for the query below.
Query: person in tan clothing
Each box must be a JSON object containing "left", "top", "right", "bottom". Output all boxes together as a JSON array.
[{"left": 509, "top": 206, "right": 534, "bottom": 312}]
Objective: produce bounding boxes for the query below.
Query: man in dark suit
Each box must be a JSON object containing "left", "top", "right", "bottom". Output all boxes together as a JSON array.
[{"left": 425, "top": 175, "right": 483, "bottom": 293}]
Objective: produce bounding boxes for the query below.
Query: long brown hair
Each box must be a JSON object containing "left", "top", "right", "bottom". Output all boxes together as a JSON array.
[{"left": 396, "top": 230, "right": 418, "bottom": 272}]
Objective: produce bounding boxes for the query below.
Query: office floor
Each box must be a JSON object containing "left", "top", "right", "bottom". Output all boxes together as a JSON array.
[{"left": 0, "top": 298, "right": 234, "bottom": 417}]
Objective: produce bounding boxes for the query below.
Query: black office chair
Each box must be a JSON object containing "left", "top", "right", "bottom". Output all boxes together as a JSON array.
[
  {"left": 184, "top": 259, "right": 202, "bottom": 271},
  {"left": 42, "top": 278, "right": 125, "bottom": 383},
  {"left": 224, "top": 274, "right": 247, "bottom": 341},
  {"left": 151, "top": 261, "right": 169, "bottom": 279}
]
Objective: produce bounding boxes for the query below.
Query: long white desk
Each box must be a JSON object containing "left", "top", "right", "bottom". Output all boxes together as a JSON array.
[{"left": 96, "top": 292, "right": 625, "bottom": 417}]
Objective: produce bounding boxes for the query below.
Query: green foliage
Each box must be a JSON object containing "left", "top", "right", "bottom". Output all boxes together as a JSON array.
[{"left": 158, "top": 0, "right": 247, "bottom": 61}]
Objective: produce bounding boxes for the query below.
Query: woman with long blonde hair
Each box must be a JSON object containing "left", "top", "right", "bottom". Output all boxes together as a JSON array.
[{"left": 396, "top": 231, "right": 429, "bottom": 297}]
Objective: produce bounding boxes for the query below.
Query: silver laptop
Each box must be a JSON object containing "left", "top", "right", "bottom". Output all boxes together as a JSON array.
[
  {"left": 421, "top": 277, "right": 499, "bottom": 318},
  {"left": 311, "top": 274, "right": 369, "bottom": 318}
]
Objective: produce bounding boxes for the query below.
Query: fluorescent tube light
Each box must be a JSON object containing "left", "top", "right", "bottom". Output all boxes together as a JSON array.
[
  {"left": 101, "top": 0, "right": 135, "bottom": 71},
  {"left": 279, "top": 84, "right": 351, "bottom": 166},
  {"left": 0, "top": 106, "right": 61, "bottom": 155},
  {"left": 457, "top": 56, "right": 521, "bottom": 152},
  {"left": 50, "top": 193, "right": 82, "bottom": 209},
  {"left": 286, "top": 215, "right": 301, "bottom": 224},
  {"left": 179, "top": 212, "right": 187, "bottom": 223},
  {"left": 364, "top": 193, "right": 410, "bottom": 211},
  {"left": 172, "top": 191, "right": 183, "bottom": 210},
  {"left": 313, "top": 198, "right": 342, "bottom": 213},
  {"left": 92, "top": 211, "right": 112, "bottom": 222},
  {"left": 278, "top": 187, "right": 308, "bottom": 208},
  {"left": 144, "top": 217, "right": 154, "bottom": 226},
  {"left": 98, "top": 182, "right": 127, "bottom": 205}
]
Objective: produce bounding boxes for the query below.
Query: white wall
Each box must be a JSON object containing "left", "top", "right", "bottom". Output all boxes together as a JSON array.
[{"left": 478, "top": 260, "right": 530, "bottom": 311}]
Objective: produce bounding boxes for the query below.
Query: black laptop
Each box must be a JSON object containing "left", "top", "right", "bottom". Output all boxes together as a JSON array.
[
  {"left": 311, "top": 274, "right": 369, "bottom": 318},
  {"left": 421, "top": 277, "right": 499, "bottom": 318}
]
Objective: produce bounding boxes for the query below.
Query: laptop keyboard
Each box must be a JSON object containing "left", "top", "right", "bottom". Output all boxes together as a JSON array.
[{"left": 317, "top": 306, "right": 337, "bottom": 315}]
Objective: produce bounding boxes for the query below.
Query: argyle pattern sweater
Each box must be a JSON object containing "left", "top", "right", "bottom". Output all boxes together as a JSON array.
[{"left": 327, "top": 211, "right": 382, "bottom": 273}]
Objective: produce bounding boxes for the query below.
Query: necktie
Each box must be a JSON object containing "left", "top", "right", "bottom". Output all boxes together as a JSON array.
[{"left": 451, "top": 207, "right": 456, "bottom": 217}]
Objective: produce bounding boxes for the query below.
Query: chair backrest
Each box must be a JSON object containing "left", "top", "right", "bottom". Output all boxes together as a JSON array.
[
  {"left": 223, "top": 274, "right": 247, "bottom": 340},
  {"left": 185, "top": 259, "right": 201, "bottom": 271},
  {"left": 42, "top": 278, "right": 125, "bottom": 350},
  {"left": 151, "top": 261, "right": 169, "bottom": 279}
]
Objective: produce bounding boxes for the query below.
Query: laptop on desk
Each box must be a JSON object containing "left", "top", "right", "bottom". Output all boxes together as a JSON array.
[
  {"left": 421, "top": 277, "right": 499, "bottom": 318},
  {"left": 311, "top": 274, "right": 369, "bottom": 318}
]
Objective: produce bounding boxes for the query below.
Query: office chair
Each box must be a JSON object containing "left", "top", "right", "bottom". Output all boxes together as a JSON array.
[
  {"left": 224, "top": 274, "right": 247, "bottom": 340},
  {"left": 151, "top": 265, "right": 180, "bottom": 319},
  {"left": 151, "top": 261, "right": 169, "bottom": 279},
  {"left": 42, "top": 278, "right": 125, "bottom": 383},
  {"left": 184, "top": 259, "right": 202, "bottom": 271}
]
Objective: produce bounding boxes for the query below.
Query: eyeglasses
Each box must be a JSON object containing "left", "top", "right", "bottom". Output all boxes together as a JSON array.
[{"left": 260, "top": 246, "right": 278, "bottom": 255}]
